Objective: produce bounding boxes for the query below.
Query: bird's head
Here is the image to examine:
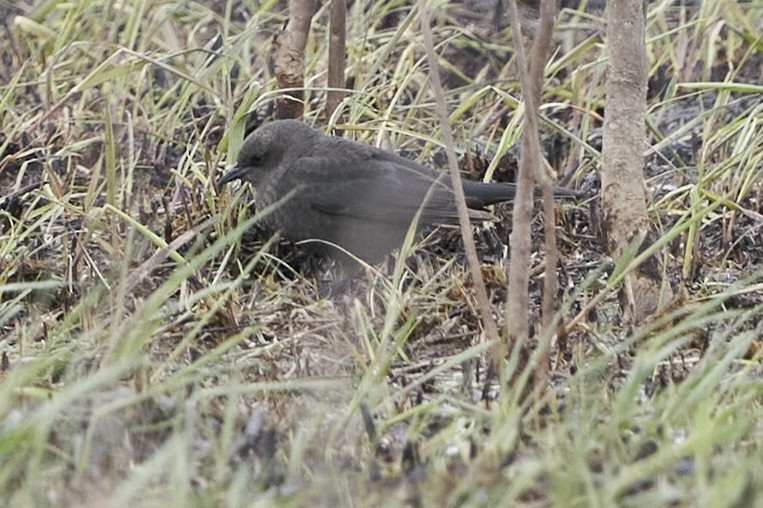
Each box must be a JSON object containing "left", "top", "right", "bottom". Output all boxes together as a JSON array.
[{"left": 217, "top": 120, "right": 313, "bottom": 189}]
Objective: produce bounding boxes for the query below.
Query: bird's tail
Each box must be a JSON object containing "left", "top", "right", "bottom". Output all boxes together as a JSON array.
[{"left": 463, "top": 181, "right": 582, "bottom": 207}]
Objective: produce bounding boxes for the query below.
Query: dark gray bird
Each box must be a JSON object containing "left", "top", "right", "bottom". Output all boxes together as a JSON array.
[{"left": 218, "top": 120, "right": 577, "bottom": 263}]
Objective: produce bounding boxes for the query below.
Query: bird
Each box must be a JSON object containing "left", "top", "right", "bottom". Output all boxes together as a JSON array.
[{"left": 217, "top": 119, "right": 578, "bottom": 264}]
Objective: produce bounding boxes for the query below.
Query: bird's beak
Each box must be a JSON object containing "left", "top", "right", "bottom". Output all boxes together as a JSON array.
[{"left": 216, "top": 164, "right": 247, "bottom": 191}]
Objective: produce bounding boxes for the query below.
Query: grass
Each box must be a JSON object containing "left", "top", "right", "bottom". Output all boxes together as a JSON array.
[{"left": 1, "top": 0, "right": 763, "bottom": 506}]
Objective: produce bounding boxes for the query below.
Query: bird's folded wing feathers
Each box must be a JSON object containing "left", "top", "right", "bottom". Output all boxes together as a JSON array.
[{"left": 288, "top": 156, "right": 465, "bottom": 224}]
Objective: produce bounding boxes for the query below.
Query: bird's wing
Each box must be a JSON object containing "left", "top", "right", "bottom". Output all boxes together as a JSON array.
[{"left": 281, "top": 154, "right": 466, "bottom": 225}]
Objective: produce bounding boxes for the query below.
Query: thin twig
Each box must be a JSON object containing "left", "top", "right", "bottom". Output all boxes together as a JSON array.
[{"left": 416, "top": 0, "right": 501, "bottom": 356}]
